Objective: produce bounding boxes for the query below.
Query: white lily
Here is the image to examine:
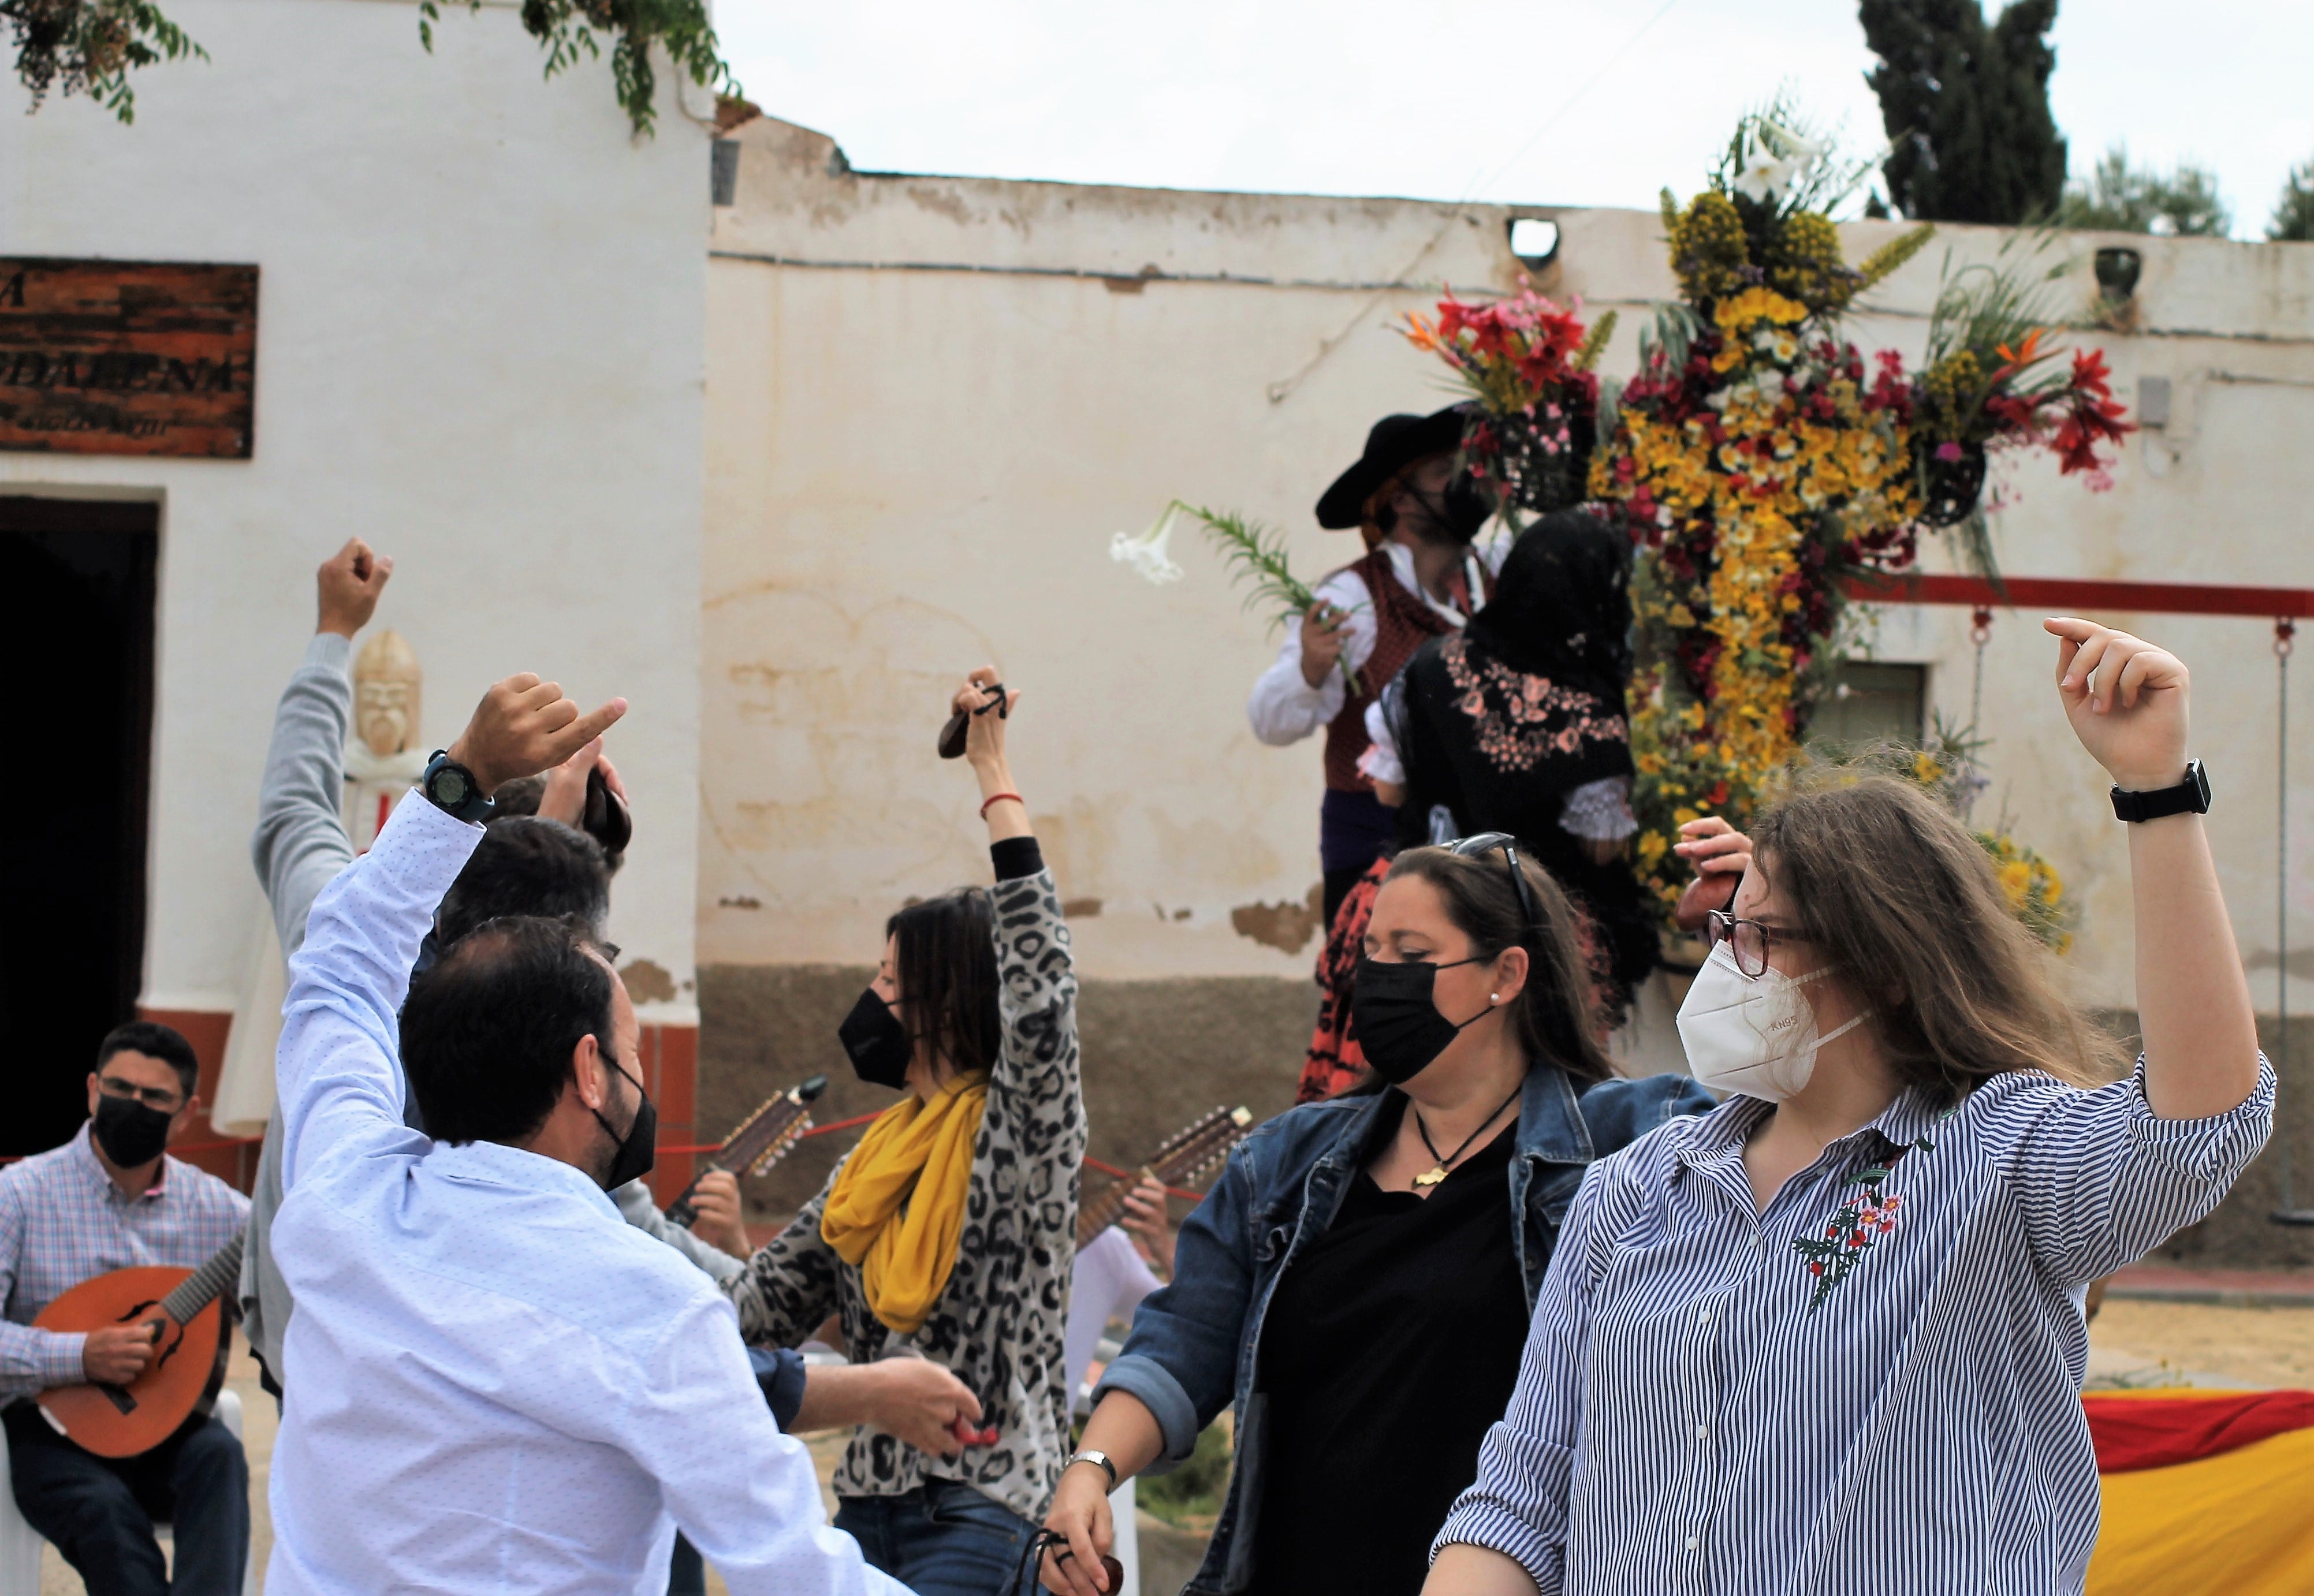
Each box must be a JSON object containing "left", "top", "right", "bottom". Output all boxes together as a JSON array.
[
  {"left": 1761, "top": 120, "right": 1829, "bottom": 169},
  {"left": 1733, "top": 153, "right": 1798, "bottom": 204},
  {"left": 1111, "top": 502, "right": 1186, "bottom": 585}
]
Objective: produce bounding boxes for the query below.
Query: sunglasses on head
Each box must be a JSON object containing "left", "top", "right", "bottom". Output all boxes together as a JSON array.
[{"left": 1447, "top": 831, "right": 1539, "bottom": 945}]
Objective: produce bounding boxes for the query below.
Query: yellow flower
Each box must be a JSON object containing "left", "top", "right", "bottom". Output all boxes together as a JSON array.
[
  {"left": 1912, "top": 751, "right": 1942, "bottom": 784},
  {"left": 1999, "top": 859, "right": 2032, "bottom": 905}
]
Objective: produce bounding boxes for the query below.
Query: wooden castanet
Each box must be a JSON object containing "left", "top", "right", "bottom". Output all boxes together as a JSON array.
[
  {"left": 33, "top": 1267, "right": 223, "bottom": 1459},
  {"left": 32, "top": 1233, "right": 243, "bottom": 1460}
]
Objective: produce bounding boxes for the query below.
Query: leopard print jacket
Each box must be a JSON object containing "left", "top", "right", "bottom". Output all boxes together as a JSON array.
[{"left": 726, "top": 866, "right": 1083, "bottom": 1523}]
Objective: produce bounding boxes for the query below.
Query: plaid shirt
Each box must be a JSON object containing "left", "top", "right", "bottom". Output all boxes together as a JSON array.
[{"left": 0, "top": 1124, "right": 249, "bottom": 1399}]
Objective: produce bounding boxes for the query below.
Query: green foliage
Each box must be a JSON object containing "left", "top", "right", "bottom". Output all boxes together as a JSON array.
[
  {"left": 2059, "top": 146, "right": 2231, "bottom": 237},
  {"left": 1860, "top": 0, "right": 2067, "bottom": 225},
  {"left": 6, "top": 0, "right": 206, "bottom": 124},
  {"left": 419, "top": 0, "right": 735, "bottom": 137},
  {"left": 1177, "top": 502, "right": 1324, "bottom": 635},
  {"left": 1137, "top": 1420, "right": 1233, "bottom": 1527},
  {"left": 2268, "top": 156, "right": 2314, "bottom": 243}
]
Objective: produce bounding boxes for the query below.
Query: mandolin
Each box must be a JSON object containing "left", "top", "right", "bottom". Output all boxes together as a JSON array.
[
  {"left": 34, "top": 1233, "right": 244, "bottom": 1460},
  {"left": 1076, "top": 1106, "right": 1253, "bottom": 1251},
  {"left": 665, "top": 1073, "right": 829, "bottom": 1229}
]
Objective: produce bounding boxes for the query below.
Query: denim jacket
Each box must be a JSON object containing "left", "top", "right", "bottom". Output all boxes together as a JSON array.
[{"left": 1092, "top": 1065, "right": 1711, "bottom": 1594}]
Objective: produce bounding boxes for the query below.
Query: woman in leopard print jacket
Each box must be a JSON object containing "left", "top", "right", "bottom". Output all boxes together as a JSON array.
[{"left": 726, "top": 667, "right": 1082, "bottom": 1595}]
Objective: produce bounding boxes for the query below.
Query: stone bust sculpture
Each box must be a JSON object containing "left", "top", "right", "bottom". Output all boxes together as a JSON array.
[
  {"left": 345, "top": 629, "right": 430, "bottom": 851},
  {"left": 355, "top": 629, "right": 422, "bottom": 759}
]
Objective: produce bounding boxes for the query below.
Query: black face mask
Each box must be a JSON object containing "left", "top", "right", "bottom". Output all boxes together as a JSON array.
[
  {"left": 590, "top": 1058, "right": 657, "bottom": 1191},
  {"left": 92, "top": 1093, "right": 175, "bottom": 1168},
  {"left": 1406, "top": 473, "right": 1495, "bottom": 546},
  {"left": 838, "top": 987, "right": 914, "bottom": 1090},
  {"left": 1350, "top": 955, "right": 1493, "bottom": 1086}
]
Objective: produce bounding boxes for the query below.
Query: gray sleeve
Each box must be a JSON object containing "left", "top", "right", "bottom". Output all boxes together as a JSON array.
[
  {"left": 254, "top": 632, "right": 357, "bottom": 955},
  {"left": 614, "top": 1179, "right": 747, "bottom": 1285}
]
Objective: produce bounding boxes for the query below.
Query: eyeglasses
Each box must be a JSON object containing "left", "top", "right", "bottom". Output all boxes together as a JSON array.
[
  {"left": 1703, "top": 909, "right": 1811, "bottom": 980},
  {"left": 1449, "top": 831, "right": 1539, "bottom": 945},
  {"left": 96, "top": 1074, "right": 184, "bottom": 1113}
]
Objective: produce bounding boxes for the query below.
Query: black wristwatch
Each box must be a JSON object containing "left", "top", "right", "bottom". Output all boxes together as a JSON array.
[
  {"left": 2110, "top": 760, "right": 2211, "bottom": 823},
  {"left": 420, "top": 749, "right": 496, "bottom": 825}
]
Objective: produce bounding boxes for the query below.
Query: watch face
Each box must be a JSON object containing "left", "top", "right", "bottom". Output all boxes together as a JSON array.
[{"left": 434, "top": 769, "right": 470, "bottom": 805}]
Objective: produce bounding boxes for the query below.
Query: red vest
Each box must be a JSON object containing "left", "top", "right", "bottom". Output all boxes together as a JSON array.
[{"left": 1321, "top": 547, "right": 1489, "bottom": 793}]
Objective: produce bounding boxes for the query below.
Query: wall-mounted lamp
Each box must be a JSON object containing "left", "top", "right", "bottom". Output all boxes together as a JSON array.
[
  {"left": 2093, "top": 246, "right": 2142, "bottom": 305},
  {"left": 1508, "top": 217, "right": 1560, "bottom": 269}
]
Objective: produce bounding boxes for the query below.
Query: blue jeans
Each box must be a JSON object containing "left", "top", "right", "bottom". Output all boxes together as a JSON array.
[
  {"left": 5, "top": 1403, "right": 249, "bottom": 1596},
  {"left": 834, "top": 1482, "right": 1037, "bottom": 1596}
]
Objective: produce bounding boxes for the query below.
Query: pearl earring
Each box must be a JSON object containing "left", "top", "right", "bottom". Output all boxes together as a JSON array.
[{"left": 1489, "top": 993, "right": 1500, "bottom": 1003}]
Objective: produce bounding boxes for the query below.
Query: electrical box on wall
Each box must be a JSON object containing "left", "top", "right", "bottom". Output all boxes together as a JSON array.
[{"left": 2138, "top": 375, "right": 2172, "bottom": 429}]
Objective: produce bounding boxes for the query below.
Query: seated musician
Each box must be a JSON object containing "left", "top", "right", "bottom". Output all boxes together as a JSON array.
[{"left": 1, "top": 1021, "right": 253, "bottom": 1596}]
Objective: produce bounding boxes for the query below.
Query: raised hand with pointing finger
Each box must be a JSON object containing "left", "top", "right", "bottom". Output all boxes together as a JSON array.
[{"left": 442, "top": 674, "right": 628, "bottom": 800}]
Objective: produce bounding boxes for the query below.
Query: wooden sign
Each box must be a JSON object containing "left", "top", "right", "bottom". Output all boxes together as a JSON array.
[{"left": 0, "top": 259, "right": 258, "bottom": 458}]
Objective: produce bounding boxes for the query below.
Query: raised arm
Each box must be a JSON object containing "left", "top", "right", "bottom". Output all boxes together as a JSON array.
[
  {"left": 951, "top": 668, "right": 1080, "bottom": 1109},
  {"left": 2043, "top": 620, "right": 2260, "bottom": 1117},
  {"left": 253, "top": 538, "right": 391, "bottom": 951},
  {"left": 277, "top": 673, "right": 626, "bottom": 1188}
]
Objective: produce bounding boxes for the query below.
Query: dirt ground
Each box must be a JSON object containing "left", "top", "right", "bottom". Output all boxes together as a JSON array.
[
  {"left": 35, "top": 1303, "right": 2313, "bottom": 1593},
  {"left": 2086, "top": 1299, "right": 2314, "bottom": 1389}
]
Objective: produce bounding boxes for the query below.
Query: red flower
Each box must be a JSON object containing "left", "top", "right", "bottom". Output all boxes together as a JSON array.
[{"left": 1809, "top": 1262, "right": 1825, "bottom": 1277}]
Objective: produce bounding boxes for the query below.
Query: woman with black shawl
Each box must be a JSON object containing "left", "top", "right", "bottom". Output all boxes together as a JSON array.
[{"left": 1361, "top": 508, "right": 1659, "bottom": 1012}]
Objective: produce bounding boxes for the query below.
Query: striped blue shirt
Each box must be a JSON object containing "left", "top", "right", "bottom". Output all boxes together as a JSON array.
[{"left": 1434, "top": 1058, "right": 2275, "bottom": 1595}]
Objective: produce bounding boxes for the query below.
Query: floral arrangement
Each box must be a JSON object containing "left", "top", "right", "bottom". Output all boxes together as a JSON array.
[
  {"left": 1398, "top": 288, "right": 1614, "bottom": 515},
  {"left": 1585, "top": 103, "right": 2122, "bottom": 919},
  {"left": 1913, "top": 243, "right": 2136, "bottom": 522}
]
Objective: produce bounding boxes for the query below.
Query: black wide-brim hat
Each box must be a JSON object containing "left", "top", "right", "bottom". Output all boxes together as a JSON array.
[{"left": 1315, "top": 404, "right": 1469, "bottom": 529}]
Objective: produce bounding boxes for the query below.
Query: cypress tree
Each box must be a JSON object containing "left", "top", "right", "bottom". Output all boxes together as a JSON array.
[
  {"left": 2272, "top": 158, "right": 2314, "bottom": 243},
  {"left": 1861, "top": 0, "right": 2069, "bottom": 224}
]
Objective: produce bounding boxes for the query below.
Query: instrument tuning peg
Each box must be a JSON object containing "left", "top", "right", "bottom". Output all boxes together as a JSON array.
[{"left": 798, "top": 1074, "right": 830, "bottom": 1102}]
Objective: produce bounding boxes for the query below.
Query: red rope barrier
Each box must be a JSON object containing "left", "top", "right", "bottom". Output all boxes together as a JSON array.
[
  {"left": 1841, "top": 572, "right": 2314, "bottom": 620},
  {"left": 1082, "top": 1155, "right": 1205, "bottom": 1203}
]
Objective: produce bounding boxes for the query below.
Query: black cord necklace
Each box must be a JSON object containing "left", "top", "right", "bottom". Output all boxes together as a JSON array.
[{"left": 1410, "top": 1083, "right": 1523, "bottom": 1189}]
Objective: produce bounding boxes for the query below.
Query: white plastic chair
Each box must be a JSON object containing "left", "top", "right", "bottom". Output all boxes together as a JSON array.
[{"left": 0, "top": 1389, "right": 257, "bottom": 1595}]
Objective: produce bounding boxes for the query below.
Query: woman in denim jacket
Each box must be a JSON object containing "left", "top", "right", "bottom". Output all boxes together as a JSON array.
[{"left": 1040, "top": 836, "right": 1716, "bottom": 1596}]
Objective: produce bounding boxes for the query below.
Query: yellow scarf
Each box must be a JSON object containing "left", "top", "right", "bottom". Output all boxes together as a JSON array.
[{"left": 819, "top": 1073, "right": 989, "bottom": 1335}]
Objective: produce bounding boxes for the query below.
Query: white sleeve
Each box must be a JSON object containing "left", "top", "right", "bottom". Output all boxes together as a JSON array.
[
  {"left": 277, "top": 792, "right": 479, "bottom": 1192},
  {"left": 1245, "top": 567, "right": 1374, "bottom": 746},
  {"left": 628, "top": 1293, "right": 908, "bottom": 1596},
  {"left": 1358, "top": 696, "right": 1406, "bottom": 786}
]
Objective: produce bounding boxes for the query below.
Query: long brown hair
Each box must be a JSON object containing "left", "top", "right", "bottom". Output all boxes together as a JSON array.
[
  {"left": 1747, "top": 771, "right": 2122, "bottom": 1101},
  {"left": 1384, "top": 845, "right": 1616, "bottom": 1086}
]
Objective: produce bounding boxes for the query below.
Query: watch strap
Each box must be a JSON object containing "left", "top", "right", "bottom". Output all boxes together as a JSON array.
[
  {"left": 420, "top": 749, "right": 497, "bottom": 825},
  {"left": 1063, "top": 1449, "right": 1118, "bottom": 1491},
  {"left": 2110, "top": 760, "right": 2210, "bottom": 823}
]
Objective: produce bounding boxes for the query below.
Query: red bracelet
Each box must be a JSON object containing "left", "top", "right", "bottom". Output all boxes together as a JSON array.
[{"left": 979, "top": 791, "right": 1024, "bottom": 819}]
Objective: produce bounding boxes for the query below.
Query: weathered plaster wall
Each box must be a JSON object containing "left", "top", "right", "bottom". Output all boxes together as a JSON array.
[
  {"left": 702, "top": 118, "right": 2314, "bottom": 1036},
  {"left": 1, "top": 0, "right": 711, "bottom": 1027}
]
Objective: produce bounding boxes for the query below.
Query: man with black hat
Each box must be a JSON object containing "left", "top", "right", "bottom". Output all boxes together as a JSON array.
[{"left": 1247, "top": 405, "right": 1500, "bottom": 924}]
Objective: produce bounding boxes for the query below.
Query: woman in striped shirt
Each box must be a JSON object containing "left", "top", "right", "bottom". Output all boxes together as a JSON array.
[{"left": 1428, "top": 620, "right": 2275, "bottom": 1596}]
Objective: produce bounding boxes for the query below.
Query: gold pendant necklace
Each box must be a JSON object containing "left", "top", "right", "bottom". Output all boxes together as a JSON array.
[{"left": 1409, "top": 1082, "right": 1524, "bottom": 1191}]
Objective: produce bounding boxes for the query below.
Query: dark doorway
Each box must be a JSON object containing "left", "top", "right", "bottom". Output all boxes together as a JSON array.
[{"left": 1, "top": 497, "right": 158, "bottom": 1157}]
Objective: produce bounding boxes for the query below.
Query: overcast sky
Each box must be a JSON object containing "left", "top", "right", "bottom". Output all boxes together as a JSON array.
[{"left": 716, "top": 1, "right": 2313, "bottom": 241}]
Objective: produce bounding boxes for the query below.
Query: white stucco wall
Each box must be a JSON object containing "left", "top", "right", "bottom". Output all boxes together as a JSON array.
[
  {"left": 2, "top": 0, "right": 711, "bottom": 1022},
  {"left": 702, "top": 114, "right": 2314, "bottom": 1016}
]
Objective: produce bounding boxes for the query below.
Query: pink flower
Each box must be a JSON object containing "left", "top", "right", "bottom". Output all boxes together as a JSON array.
[{"left": 1935, "top": 442, "right": 1963, "bottom": 462}]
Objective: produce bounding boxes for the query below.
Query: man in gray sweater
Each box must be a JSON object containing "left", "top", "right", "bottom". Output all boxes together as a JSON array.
[{"left": 237, "top": 542, "right": 978, "bottom": 1456}]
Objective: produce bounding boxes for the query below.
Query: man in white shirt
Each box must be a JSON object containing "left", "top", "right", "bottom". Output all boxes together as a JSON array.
[
  {"left": 1244, "top": 405, "right": 1506, "bottom": 923},
  {"left": 268, "top": 670, "right": 906, "bottom": 1596}
]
